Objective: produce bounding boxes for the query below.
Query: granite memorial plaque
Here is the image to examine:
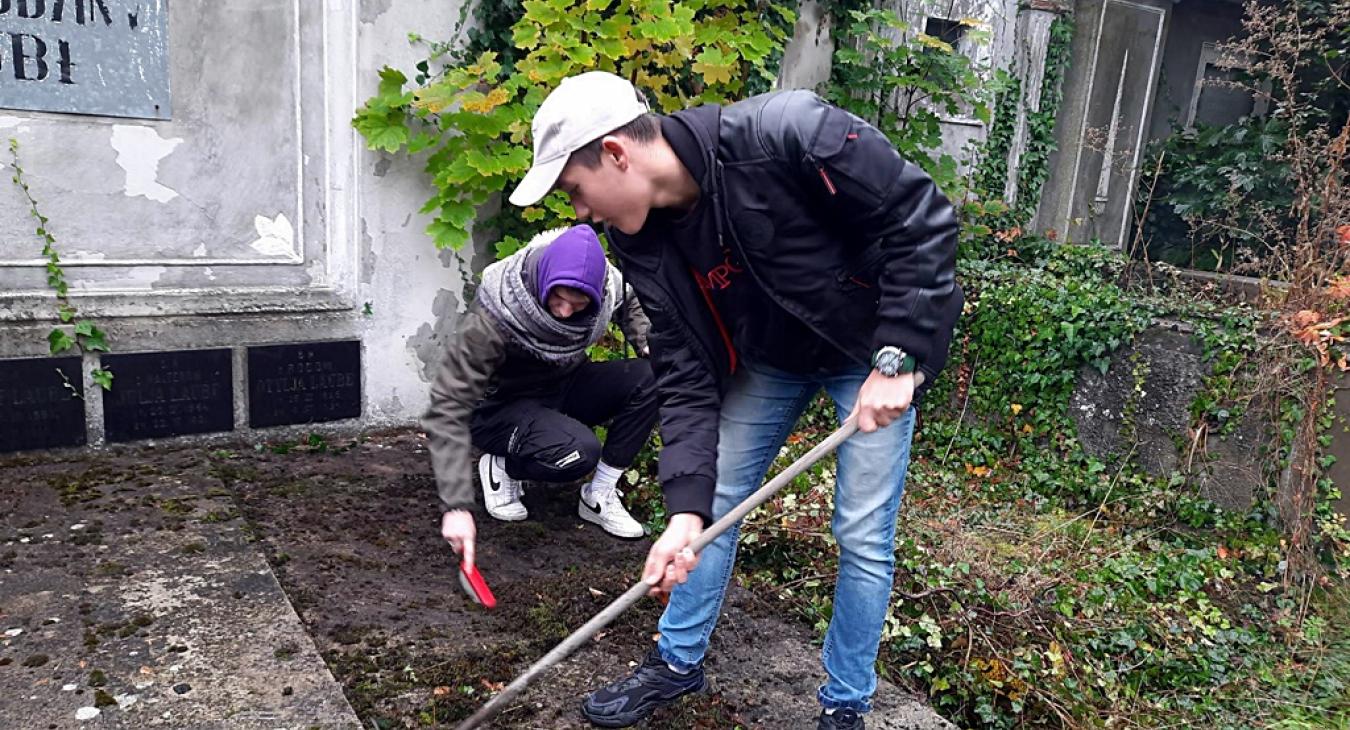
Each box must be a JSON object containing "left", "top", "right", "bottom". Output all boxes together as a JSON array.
[
  {"left": 102, "top": 349, "right": 233, "bottom": 442},
  {"left": 0, "top": 356, "right": 86, "bottom": 452},
  {"left": 0, "top": 0, "right": 171, "bottom": 119},
  {"left": 248, "top": 341, "right": 361, "bottom": 428}
]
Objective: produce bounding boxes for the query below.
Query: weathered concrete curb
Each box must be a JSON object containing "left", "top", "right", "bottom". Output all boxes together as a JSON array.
[{"left": 0, "top": 463, "right": 361, "bottom": 729}]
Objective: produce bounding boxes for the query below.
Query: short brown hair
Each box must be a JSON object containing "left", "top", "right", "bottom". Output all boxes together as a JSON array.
[{"left": 569, "top": 112, "right": 662, "bottom": 168}]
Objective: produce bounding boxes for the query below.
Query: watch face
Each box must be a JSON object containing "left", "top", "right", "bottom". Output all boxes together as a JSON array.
[{"left": 876, "top": 351, "right": 901, "bottom": 375}]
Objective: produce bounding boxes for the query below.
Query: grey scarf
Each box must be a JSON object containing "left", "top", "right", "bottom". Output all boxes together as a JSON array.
[{"left": 476, "top": 227, "right": 622, "bottom": 365}]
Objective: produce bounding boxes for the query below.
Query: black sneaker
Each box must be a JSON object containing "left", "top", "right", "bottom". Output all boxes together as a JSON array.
[
  {"left": 818, "top": 707, "right": 866, "bottom": 729},
  {"left": 580, "top": 648, "right": 707, "bottom": 728}
]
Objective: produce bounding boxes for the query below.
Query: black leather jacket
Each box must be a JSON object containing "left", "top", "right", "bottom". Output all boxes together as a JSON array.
[{"left": 607, "top": 90, "right": 963, "bottom": 524}]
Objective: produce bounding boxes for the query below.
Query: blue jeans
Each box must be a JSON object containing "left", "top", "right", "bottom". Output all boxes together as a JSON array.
[{"left": 656, "top": 361, "right": 916, "bottom": 713}]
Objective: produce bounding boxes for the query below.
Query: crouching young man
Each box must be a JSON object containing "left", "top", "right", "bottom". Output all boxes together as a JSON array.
[
  {"left": 425, "top": 224, "right": 658, "bottom": 569},
  {"left": 507, "top": 73, "right": 962, "bottom": 729}
]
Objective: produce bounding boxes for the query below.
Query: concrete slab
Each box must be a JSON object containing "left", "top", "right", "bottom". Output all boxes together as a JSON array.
[{"left": 0, "top": 455, "right": 360, "bottom": 729}]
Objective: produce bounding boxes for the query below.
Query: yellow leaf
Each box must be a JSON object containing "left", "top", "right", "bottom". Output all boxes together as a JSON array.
[
  {"left": 916, "top": 34, "right": 954, "bottom": 53},
  {"left": 1010, "top": 403, "right": 1023, "bottom": 415},
  {"left": 462, "top": 87, "right": 509, "bottom": 114}
]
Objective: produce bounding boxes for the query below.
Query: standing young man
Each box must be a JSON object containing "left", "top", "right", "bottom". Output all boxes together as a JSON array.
[{"left": 508, "top": 72, "right": 962, "bottom": 729}]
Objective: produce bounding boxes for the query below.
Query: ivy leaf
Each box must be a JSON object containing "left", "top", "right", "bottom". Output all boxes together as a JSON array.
[
  {"left": 77, "top": 323, "right": 110, "bottom": 352},
  {"left": 91, "top": 368, "right": 114, "bottom": 391},
  {"left": 48, "top": 328, "right": 75, "bottom": 355}
]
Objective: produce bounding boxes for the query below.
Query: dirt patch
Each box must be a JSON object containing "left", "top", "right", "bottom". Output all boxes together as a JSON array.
[
  {"left": 2, "top": 429, "right": 949, "bottom": 729},
  {"left": 209, "top": 430, "right": 771, "bottom": 728}
]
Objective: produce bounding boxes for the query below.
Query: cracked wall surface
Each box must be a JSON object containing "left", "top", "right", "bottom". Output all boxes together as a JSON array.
[{"left": 1, "top": 0, "right": 474, "bottom": 438}]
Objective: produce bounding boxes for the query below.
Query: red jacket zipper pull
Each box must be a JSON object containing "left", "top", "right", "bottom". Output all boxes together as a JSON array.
[{"left": 817, "top": 165, "right": 837, "bottom": 196}]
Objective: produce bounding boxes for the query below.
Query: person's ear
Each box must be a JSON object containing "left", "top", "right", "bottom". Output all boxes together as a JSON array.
[{"left": 600, "top": 136, "right": 629, "bottom": 170}]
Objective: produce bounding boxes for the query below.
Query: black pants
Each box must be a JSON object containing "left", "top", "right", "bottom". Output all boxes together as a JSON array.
[{"left": 470, "top": 359, "right": 658, "bottom": 483}]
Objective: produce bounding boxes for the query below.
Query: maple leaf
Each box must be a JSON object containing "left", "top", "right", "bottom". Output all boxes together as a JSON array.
[
  {"left": 1328, "top": 277, "right": 1350, "bottom": 300},
  {"left": 692, "top": 47, "right": 735, "bottom": 86},
  {"left": 1291, "top": 310, "right": 1321, "bottom": 330}
]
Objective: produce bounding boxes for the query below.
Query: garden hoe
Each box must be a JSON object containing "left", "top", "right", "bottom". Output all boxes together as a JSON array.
[{"left": 456, "top": 373, "right": 921, "bottom": 729}]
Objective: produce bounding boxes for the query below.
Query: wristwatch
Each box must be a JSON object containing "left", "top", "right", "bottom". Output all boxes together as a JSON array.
[{"left": 872, "top": 346, "right": 917, "bottom": 376}]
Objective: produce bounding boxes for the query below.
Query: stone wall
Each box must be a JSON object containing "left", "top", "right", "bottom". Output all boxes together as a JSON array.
[
  {"left": 0, "top": 0, "right": 476, "bottom": 452},
  {"left": 1070, "top": 321, "right": 1341, "bottom": 516}
]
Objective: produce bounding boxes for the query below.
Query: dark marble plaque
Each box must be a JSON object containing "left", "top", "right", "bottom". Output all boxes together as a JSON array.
[
  {"left": 0, "top": 357, "right": 86, "bottom": 453},
  {"left": 248, "top": 341, "right": 361, "bottom": 428},
  {"left": 102, "top": 350, "right": 234, "bottom": 443}
]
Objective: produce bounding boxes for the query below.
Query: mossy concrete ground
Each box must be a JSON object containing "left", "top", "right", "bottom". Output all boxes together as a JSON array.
[{"left": 1, "top": 430, "right": 950, "bottom": 729}]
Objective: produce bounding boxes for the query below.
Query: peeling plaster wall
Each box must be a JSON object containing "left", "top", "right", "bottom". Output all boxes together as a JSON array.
[
  {"left": 0, "top": 0, "right": 473, "bottom": 439},
  {"left": 354, "top": 0, "right": 480, "bottom": 427}
]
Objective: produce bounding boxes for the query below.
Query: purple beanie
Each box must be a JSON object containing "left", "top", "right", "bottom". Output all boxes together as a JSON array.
[{"left": 536, "top": 225, "right": 606, "bottom": 307}]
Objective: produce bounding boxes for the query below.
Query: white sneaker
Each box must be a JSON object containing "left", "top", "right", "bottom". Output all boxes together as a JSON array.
[
  {"left": 579, "top": 483, "right": 646, "bottom": 539},
  {"left": 479, "top": 454, "right": 527, "bottom": 521}
]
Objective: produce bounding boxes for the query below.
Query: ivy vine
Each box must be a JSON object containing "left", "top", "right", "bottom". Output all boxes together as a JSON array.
[
  {"left": 968, "top": 12, "right": 1073, "bottom": 250},
  {"left": 8, "top": 138, "right": 114, "bottom": 392}
]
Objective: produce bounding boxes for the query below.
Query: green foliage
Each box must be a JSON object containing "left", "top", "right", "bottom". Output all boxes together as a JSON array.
[
  {"left": 822, "top": 7, "right": 992, "bottom": 199},
  {"left": 353, "top": 0, "right": 795, "bottom": 254},
  {"left": 1135, "top": 117, "right": 1294, "bottom": 271},
  {"left": 1133, "top": 1, "right": 1349, "bottom": 273},
  {"left": 964, "top": 14, "right": 1072, "bottom": 258},
  {"left": 1190, "top": 308, "right": 1263, "bottom": 438},
  {"left": 682, "top": 239, "right": 1350, "bottom": 727},
  {"left": 953, "top": 242, "right": 1154, "bottom": 440},
  {"left": 8, "top": 138, "right": 113, "bottom": 392}
]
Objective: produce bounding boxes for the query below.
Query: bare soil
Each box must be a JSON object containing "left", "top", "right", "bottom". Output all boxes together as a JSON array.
[{"left": 1, "top": 428, "right": 948, "bottom": 729}]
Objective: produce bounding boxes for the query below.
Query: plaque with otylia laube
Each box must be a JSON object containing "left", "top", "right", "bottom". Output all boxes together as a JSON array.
[
  {"left": 0, "top": 356, "right": 86, "bottom": 453},
  {"left": 102, "top": 349, "right": 234, "bottom": 443},
  {"left": 248, "top": 341, "right": 361, "bottom": 428}
]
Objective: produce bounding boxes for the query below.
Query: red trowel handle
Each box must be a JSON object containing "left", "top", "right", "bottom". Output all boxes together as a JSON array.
[{"left": 459, "top": 562, "right": 497, "bottom": 610}]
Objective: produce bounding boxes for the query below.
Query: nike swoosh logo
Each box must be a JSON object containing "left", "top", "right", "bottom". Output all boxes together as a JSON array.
[{"left": 583, "top": 499, "right": 602, "bottom": 515}]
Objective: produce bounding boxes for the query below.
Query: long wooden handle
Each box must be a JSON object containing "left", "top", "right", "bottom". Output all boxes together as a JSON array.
[{"left": 455, "top": 418, "right": 861, "bottom": 729}]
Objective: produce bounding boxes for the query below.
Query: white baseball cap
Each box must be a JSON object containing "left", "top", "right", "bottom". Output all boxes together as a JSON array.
[{"left": 508, "top": 71, "right": 650, "bottom": 207}]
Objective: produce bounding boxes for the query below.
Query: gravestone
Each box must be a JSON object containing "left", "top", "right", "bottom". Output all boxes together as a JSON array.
[
  {"left": 0, "top": 356, "right": 85, "bottom": 452},
  {"left": 102, "top": 349, "right": 233, "bottom": 442},
  {"left": 247, "top": 341, "right": 361, "bottom": 428}
]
